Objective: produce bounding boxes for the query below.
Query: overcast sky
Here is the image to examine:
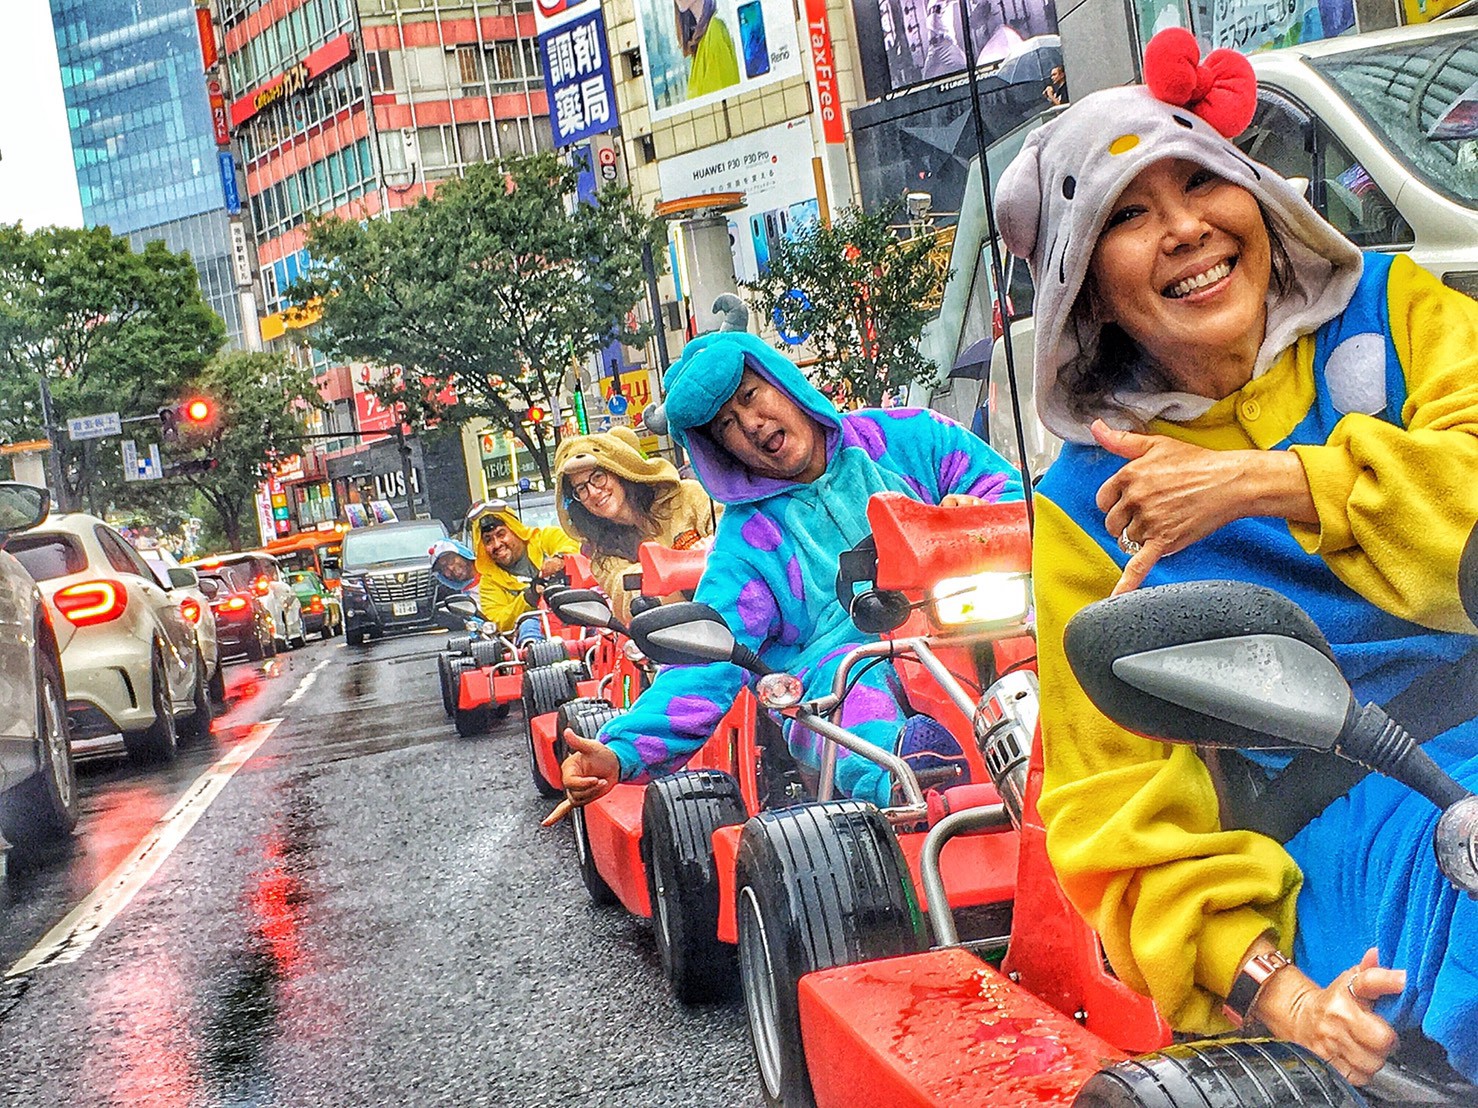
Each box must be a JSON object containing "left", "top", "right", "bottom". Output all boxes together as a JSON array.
[{"left": 0, "top": 0, "right": 83, "bottom": 229}]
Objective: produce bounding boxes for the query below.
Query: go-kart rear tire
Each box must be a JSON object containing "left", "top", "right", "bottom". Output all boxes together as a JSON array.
[
  {"left": 455, "top": 702, "right": 490, "bottom": 738},
  {"left": 735, "top": 802, "right": 926, "bottom": 1108},
  {"left": 570, "top": 802, "right": 618, "bottom": 906},
  {"left": 524, "top": 660, "right": 582, "bottom": 718},
  {"left": 469, "top": 639, "right": 503, "bottom": 668},
  {"left": 528, "top": 696, "right": 607, "bottom": 799},
  {"left": 437, "top": 652, "right": 458, "bottom": 717},
  {"left": 644, "top": 771, "right": 747, "bottom": 1004},
  {"left": 446, "top": 632, "right": 471, "bottom": 655},
  {"left": 523, "top": 637, "right": 570, "bottom": 669},
  {"left": 1074, "top": 1038, "right": 1363, "bottom": 1108}
]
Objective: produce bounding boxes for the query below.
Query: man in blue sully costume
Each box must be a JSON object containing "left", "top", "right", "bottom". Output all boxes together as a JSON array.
[{"left": 556, "top": 330, "right": 1022, "bottom": 809}]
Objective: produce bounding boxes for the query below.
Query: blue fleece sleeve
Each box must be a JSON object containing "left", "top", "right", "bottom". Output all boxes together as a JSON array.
[
  {"left": 861, "top": 408, "right": 1023, "bottom": 504},
  {"left": 596, "top": 540, "right": 779, "bottom": 781}
]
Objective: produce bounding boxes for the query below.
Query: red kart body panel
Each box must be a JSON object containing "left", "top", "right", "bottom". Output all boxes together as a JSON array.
[
  {"left": 869, "top": 495, "right": 1032, "bottom": 591},
  {"left": 583, "top": 783, "right": 652, "bottom": 916},
  {"left": 798, "top": 948, "right": 1124, "bottom": 1108},
  {"left": 714, "top": 824, "right": 743, "bottom": 943},
  {"left": 457, "top": 668, "right": 489, "bottom": 711},
  {"left": 640, "top": 543, "right": 707, "bottom": 595},
  {"left": 531, "top": 712, "right": 563, "bottom": 791}
]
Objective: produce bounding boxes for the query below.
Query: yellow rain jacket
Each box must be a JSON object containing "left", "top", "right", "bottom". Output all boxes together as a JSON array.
[
  {"left": 469, "top": 502, "right": 579, "bottom": 631},
  {"left": 554, "top": 427, "right": 718, "bottom": 621}
]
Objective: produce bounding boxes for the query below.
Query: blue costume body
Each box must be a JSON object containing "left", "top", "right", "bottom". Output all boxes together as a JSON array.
[{"left": 597, "top": 332, "right": 1022, "bottom": 807}]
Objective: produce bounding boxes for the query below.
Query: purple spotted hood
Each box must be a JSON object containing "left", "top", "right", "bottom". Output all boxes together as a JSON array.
[{"left": 661, "top": 331, "right": 843, "bottom": 506}]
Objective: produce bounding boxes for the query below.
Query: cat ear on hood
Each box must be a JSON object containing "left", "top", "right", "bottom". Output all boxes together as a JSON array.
[{"left": 994, "top": 131, "right": 1045, "bottom": 262}]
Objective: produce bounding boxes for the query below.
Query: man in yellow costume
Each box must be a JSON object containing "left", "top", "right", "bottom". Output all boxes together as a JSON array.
[{"left": 467, "top": 501, "right": 580, "bottom": 632}]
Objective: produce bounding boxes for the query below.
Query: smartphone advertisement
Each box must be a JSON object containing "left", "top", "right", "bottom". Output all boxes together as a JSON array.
[
  {"left": 657, "top": 118, "right": 820, "bottom": 283},
  {"left": 631, "top": 0, "right": 802, "bottom": 123}
]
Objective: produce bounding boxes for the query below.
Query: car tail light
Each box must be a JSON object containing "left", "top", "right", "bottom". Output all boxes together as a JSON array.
[
  {"left": 308, "top": 596, "right": 324, "bottom": 612},
  {"left": 180, "top": 597, "right": 203, "bottom": 624},
  {"left": 55, "top": 580, "right": 128, "bottom": 626},
  {"left": 219, "top": 595, "right": 251, "bottom": 615},
  {"left": 254, "top": 575, "right": 271, "bottom": 596}
]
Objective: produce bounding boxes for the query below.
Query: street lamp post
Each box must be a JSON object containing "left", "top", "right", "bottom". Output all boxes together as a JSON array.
[{"left": 35, "top": 373, "right": 70, "bottom": 511}]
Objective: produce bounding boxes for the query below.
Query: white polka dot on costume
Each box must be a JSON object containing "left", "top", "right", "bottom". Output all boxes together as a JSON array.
[{"left": 1325, "top": 333, "right": 1387, "bottom": 415}]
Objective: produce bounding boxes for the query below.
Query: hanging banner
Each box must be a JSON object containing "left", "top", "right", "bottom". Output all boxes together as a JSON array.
[
  {"left": 219, "top": 150, "right": 240, "bottom": 213},
  {"left": 207, "top": 78, "right": 230, "bottom": 145},
  {"left": 538, "top": 7, "right": 620, "bottom": 148},
  {"left": 534, "top": 0, "right": 598, "bottom": 35},
  {"left": 196, "top": 6, "right": 219, "bottom": 71},
  {"left": 804, "top": 0, "right": 845, "bottom": 144},
  {"left": 631, "top": 0, "right": 801, "bottom": 124},
  {"left": 229, "top": 220, "right": 253, "bottom": 287}
]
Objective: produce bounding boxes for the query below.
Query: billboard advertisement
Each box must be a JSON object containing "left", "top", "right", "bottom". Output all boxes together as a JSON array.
[
  {"left": 631, "top": 0, "right": 802, "bottom": 124},
  {"left": 851, "top": 0, "right": 1060, "bottom": 101},
  {"left": 1188, "top": 0, "right": 1354, "bottom": 53},
  {"left": 539, "top": 7, "right": 620, "bottom": 147},
  {"left": 657, "top": 118, "right": 820, "bottom": 284}
]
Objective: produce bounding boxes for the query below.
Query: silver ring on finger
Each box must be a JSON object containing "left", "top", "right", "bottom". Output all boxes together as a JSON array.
[
  {"left": 1118, "top": 527, "right": 1143, "bottom": 556},
  {"left": 1347, "top": 973, "right": 1360, "bottom": 1000}
]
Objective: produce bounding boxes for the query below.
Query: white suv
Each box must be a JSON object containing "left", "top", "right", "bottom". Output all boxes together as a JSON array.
[
  {"left": 8, "top": 513, "right": 211, "bottom": 764},
  {"left": 0, "top": 484, "right": 77, "bottom": 848}
]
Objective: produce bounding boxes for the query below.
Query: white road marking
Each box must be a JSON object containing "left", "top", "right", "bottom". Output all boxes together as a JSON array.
[
  {"left": 7, "top": 717, "right": 284, "bottom": 978},
  {"left": 283, "top": 655, "right": 334, "bottom": 706}
]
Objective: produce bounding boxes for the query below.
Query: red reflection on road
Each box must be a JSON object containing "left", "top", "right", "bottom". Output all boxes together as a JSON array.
[{"left": 79, "top": 946, "right": 203, "bottom": 1107}]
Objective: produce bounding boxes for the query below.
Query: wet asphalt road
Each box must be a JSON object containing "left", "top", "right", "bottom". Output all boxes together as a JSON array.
[{"left": 0, "top": 632, "right": 764, "bottom": 1107}]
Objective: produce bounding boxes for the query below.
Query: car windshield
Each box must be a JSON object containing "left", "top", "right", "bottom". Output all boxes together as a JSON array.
[
  {"left": 7, "top": 533, "right": 86, "bottom": 581},
  {"left": 340, "top": 523, "right": 445, "bottom": 569},
  {"left": 288, "top": 572, "right": 321, "bottom": 591},
  {"left": 200, "top": 561, "right": 259, "bottom": 592},
  {"left": 1309, "top": 32, "right": 1478, "bottom": 209}
]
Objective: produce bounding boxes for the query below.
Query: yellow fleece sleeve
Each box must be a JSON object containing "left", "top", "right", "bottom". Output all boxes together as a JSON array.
[
  {"left": 1034, "top": 494, "right": 1303, "bottom": 1032},
  {"left": 478, "top": 574, "right": 533, "bottom": 632},
  {"left": 1289, "top": 256, "right": 1478, "bottom": 633},
  {"left": 532, "top": 526, "right": 582, "bottom": 561}
]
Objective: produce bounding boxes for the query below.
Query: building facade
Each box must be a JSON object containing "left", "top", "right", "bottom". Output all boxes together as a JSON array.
[{"left": 50, "top": 0, "right": 253, "bottom": 348}]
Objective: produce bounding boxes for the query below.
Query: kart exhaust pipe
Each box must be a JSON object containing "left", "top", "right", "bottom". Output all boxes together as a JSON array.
[{"left": 974, "top": 671, "right": 1039, "bottom": 830}]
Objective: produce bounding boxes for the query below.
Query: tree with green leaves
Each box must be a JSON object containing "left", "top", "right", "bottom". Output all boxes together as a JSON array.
[
  {"left": 744, "top": 204, "right": 949, "bottom": 408},
  {"left": 0, "top": 223, "right": 225, "bottom": 511},
  {"left": 170, "top": 350, "right": 325, "bottom": 551},
  {"left": 292, "top": 153, "right": 661, "bottom": 485}
]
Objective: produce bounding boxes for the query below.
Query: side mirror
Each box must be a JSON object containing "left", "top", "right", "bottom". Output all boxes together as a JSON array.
[
  {"left": 629, "top": 602, "right": 767, "bottom": 672},
  {"left": 0, "top": 482, "right": 50, "bottom": 538},
  {"left": 547, "top": 587, "right": 618, "bottom": 631},
  {"left": 168, "top": 566, "right": 199, "bottom": 589},
  {"left": 322, "top": 556, "right": 340, "bottom": 573},
  {"left": 197, "top": 576, "right": 222, "bottom": 599},
  {"left": 441, "top": 594, "right": 478, "bottom": 618},
  {"left": 1064, "top": 580, "right": 1353, "bottom": 753}
]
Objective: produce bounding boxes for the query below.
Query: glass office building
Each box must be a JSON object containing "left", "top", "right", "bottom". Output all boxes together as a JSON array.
[{"left": 50, "top": 0, "right": 247, "bottom": 347}]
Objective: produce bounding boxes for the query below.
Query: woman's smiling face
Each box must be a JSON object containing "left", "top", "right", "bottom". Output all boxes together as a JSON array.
[{"left": 1089, "top": 157, "right": 1272, "bottom": 395}]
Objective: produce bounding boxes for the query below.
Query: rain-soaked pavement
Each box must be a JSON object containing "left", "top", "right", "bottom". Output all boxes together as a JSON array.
[{"left": 0, "top": 632, "right": 764, "bottom": 1107}]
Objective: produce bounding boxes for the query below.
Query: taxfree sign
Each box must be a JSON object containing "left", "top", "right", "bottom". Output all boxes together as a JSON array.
[{"left": 538, "top": 7, "right": 619, "bottom": 148}]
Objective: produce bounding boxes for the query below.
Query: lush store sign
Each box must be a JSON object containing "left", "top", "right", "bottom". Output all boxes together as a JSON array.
[{"left": 230, "top": 33, "right": 354, "bottom": 127}]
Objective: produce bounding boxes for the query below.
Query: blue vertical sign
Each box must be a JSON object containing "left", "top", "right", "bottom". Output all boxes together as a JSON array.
[
  {"left": 219, "top": 151, "right": 241, "bottom": 214},
  {"left": 537, "top": 7, "right": 620, "bottom": 149}
]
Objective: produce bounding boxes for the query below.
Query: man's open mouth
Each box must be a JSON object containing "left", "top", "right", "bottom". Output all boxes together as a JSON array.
[
  {"left": 1164, "top": 256, "right": 1236, "bottom": 299},
  {"left": 761, "top": 430, "right": 785, "bottom": 455}
]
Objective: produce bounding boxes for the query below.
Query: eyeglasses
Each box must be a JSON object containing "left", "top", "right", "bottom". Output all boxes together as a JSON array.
[{"left": 567, "top": 468, "right": 614, "bottom": 503}]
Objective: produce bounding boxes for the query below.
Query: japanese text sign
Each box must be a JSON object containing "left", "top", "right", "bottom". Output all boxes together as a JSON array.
[{"left": 538, "top": 7, "right": 619, "bottom": 148}]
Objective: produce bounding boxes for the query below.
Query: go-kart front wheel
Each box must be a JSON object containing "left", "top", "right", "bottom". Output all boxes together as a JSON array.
[
  {"left": 735, "top": 802, "right": 926, "bottom": 1108},
  {"left": 643, "top": 771, "right": 746, "bottom": 1004},
  {"left": 1074, "top": 1038, "right": 1363, "bottom": 1108}
]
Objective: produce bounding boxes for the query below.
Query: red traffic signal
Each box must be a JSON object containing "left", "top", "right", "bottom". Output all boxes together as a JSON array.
[
  {"left": 183, "top": 398, "right": 213, "bottom": 423},
  {"left": 526, "top": 405, "right": 547, "bottom": 424}
]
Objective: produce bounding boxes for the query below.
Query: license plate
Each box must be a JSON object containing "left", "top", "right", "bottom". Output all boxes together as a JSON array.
[{"left": 391, "top": 600, "right": 418, "bottom": 617}]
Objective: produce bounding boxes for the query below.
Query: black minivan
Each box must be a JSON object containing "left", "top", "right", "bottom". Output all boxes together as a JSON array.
[{"left": 338, "top": 520, "right": 448, "bottom": 645}]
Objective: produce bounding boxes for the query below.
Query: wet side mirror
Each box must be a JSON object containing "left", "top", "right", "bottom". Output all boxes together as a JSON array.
[
  {"left": 0, "top": 482, "right": 50, "bottom": 538},
  {"left": 629, "top": 602, "right": 750, "bottom": 668},
  {"left": 1064, "top": 580, "right": 1354, "bottom": 753},
  {"left": 441, "top": 594, "right": 478, "bottom": 618},
  {"left": 547, "top": 587, "right": 616, "bottom": 630}
]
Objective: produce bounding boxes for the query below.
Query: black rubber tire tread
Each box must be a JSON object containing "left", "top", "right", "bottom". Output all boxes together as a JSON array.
[
  {"left": 643, "top": 771, "right": 747, "bottom": 1004},
  {"left": 437, "top": 652, "right": 458, "bottom": 717},
  {"left": 446, "top": 632, "right": 472, "bottom": 655},
  {"left": 735, "top": 801, "right": 926, "bottom": 1108},
  {"left": 0, "top": 639, "right": 78, "bottom": 847},
  {"left": 524, "top": 660, "right": 582, "bottom": 718},
  {"left": 470, "top": 639, "right": 503, "bottom": 668},
  {"left": 1073, "top": 1038, "right": 1364, "bottom": 1108},
  {"left": 208, "top": 661, "right": 227, "bottom": 703},
  {"left": 523, "top": 637, "right": 570, "bottom": 669},
  {"left": 346, "top": 627, "right": 367, "bottom": 645},
  {"left": 571, "top": 802, "right": 619, "bottom": 906},
  {"left": 454, "top": 701, "right": 490, "bottom": 738},
  {"left": 179, "top": 649, "right": 213, "bottom": 740},
  {"left": 246, "top": 632, "right": 266, "bottom": 661},
  {"left": 122, "top": 648, "right": 179, "bottom": 765}
]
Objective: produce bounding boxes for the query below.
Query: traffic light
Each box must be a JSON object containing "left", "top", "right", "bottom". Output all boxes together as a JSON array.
[
  {"left": 159, "top": 398, "right": 215, "bottom": 442},
  {"left": 183, "top": 398, "right": 213, "bottom": 424},
  {"left": 526, "top": 405, "right": 547, "bottom": 424},
  {"left": 158, "top": 405, "right": 179, "bottom": 442}
]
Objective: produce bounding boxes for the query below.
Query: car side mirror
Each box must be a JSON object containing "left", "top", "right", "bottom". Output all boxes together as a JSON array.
[
  {"left": 547, "top": 587, "right": 620, "bottom": 631},
  {"left": 168, "top": 567, "right": 199, "bottom": 589},
  {"left": 0, "top": 482, "right": 50, "bottom": 539},
  {"left": 628, "top": 602, "right": 768, "bottom": 673},
  {"left": 1063, "top": 580, "right": 1353, "bottom": 753},
  {"left": 441, "top": 594, "right": 478, "bottom": 618}
]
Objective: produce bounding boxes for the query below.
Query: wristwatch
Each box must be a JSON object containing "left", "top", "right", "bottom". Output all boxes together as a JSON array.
[{"left": 1223, "top": 949, "right": 1292, "bottom": 1028}]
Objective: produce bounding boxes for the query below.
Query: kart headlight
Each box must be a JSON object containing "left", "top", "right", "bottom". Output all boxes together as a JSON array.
[{"left": 930, "top": 572, "right": 1030, "bottom": 627}]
